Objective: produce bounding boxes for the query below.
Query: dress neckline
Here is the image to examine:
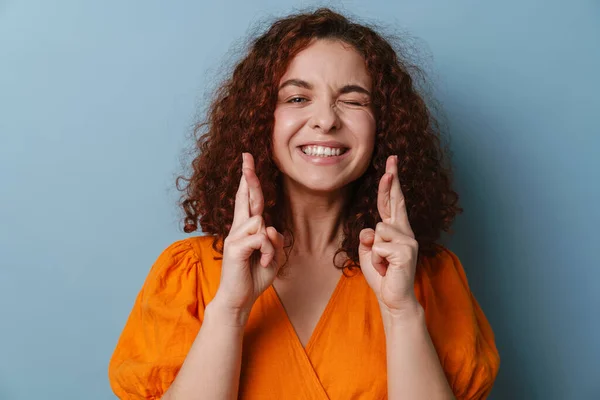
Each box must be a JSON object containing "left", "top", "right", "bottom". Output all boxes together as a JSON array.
[{"left": 267, "top": 271, "right": 347, "bottom": 353}]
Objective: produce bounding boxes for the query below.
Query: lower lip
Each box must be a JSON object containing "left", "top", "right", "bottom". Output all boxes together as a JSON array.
[{"left": 296, "top": 147, "right": 351, "bottom": 165}]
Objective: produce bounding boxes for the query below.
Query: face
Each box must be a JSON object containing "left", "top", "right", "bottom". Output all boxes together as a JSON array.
[{"left": 272, "top": 39, "right": 376, "bottom": 194}]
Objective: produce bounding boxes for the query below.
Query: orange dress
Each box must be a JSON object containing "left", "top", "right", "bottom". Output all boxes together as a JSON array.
[{"left": 108, "top": 235, "right": 500, "bottom": 399}]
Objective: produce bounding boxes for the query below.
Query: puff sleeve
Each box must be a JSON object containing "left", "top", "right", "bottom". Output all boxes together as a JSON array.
[
  {"left": 417, "top": 248, "right": 501, "bottom": 400},
  {"left": 108, "top": 239, "right": 204, "bottom": 399}
]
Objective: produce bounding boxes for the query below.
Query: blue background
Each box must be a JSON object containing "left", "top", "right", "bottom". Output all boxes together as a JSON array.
[{"left": 1, "top": 1, "right": 598, "bottom": 398}]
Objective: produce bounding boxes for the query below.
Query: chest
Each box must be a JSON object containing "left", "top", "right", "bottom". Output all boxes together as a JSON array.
[
  {"left": 271, "top": 267, "right": 344, "bottom": 348},
  {"left": 239, "top": 268, "right": 388, "bottom": 399}
]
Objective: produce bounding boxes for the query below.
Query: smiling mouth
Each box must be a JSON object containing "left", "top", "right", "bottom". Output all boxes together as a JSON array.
[{"left": 299, "top": 145, "right": 349, "bottom": 157}]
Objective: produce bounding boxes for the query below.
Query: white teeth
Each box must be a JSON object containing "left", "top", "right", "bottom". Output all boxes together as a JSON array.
[{"left": 301, "top": 145, "right": 346, "bottom": 157}]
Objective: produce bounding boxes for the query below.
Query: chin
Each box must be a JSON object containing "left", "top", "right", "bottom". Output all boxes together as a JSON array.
[{"left": 287, "top": 174, "right": 351, "bottom": 194}]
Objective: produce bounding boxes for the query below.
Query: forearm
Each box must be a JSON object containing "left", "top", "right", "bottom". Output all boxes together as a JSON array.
[
  {"left": 382, "top": 302, "right": 455, "bottom": 400},
  {"left": 162, "top": 298, "right": 246, "bottom": 400}
]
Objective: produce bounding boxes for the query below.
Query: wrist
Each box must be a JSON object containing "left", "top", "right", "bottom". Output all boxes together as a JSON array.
[
  {"left": 206, "top": 295, "right": 251, "bottom": 329},
  {"left": 379, "top": 298, "right": 425, "bottom": 330}
]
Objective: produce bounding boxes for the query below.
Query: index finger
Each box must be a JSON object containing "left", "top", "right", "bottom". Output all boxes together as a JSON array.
[
  {"left": 231, "top": 155, "right": 250, "bottom": 231},
  {"left": 242, "top": 152, "right": 265, "bottom": 217},
  {"left": 386, "top": 155, "right": 414, "bottom": 238}
]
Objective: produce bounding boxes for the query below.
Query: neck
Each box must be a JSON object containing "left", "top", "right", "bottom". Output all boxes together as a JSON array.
[{"left": 281, "top": 177, "right": 349, "bottom": 259}]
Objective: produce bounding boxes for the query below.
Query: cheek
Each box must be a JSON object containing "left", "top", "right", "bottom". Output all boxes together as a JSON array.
[
  {"left": 272, "top": 109, "right": 306, "bottom": 165},
  {"left": 273, "top": 108, "right": 309, "bottom": 144},
  {"left": 340, "top": 111, "right": 376, "bottom": 145}
]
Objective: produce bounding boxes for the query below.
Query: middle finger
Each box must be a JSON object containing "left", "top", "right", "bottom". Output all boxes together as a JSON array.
[{"left": 384, "top": 155, "right": 415, "bottom": 238}]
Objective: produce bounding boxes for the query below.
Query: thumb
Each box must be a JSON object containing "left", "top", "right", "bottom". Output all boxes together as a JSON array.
[
  {"left": 266, "top": 227, "right": 285, "bottom": 265},
  {"left": 266, "top": 227, "right": 284, "bottom": 249},
  {"left": 358, "top": 228, "right": 375, "bottom": 256}
]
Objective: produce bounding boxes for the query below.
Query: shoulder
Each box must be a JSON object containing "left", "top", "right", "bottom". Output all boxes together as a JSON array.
[
  {"left": 186, "top": 234, "right": 223, "bottom": 263},
  {"left": 414, "top": 245, "right": 480, "bottom": 329},
  {"left": 416, "top": 246, "right": 501, "bottom": 398},
  {"left": 415, "top": 246, "right": 480, "bottom": 334},
  {"left": 150, "top": 235, "right": 221, "bottom": 270},
  {"left": 142, "top": 235, "right": 222, "bottom": 294},
  {"left": 153, "top": 234, "right": 217, "bottom": 259},
  {"left": 149, "top": 235, "right": 224, "bottom": 300},
  {"left": 109, "top": 236, "right": 219, "bottom": 398},
  {"left": 418, "top": 245, "right": 462, "bottom": 274},
  {"left": 416, "top": 245, "right": 473, "bottom": 300}
]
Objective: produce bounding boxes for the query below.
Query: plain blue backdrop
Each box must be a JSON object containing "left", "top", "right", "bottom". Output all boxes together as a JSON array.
[{"left": 1, "top": 0, "right": 598, "bottom": 399}]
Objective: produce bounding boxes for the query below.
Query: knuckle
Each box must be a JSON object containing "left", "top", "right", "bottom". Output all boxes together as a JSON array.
[
  {"left": 235, "top": 187, "right": 244, "bottom": 199},
  {"left": 224, "top": 238, "right": 237, "bottom": 252},
  {"left": 401, "top": 237, "right": 417, "bottom": 248}
]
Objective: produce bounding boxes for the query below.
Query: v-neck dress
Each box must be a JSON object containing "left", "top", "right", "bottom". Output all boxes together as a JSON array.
[{"left": 109, "top": 235, "right": 500, "bottom": 400}]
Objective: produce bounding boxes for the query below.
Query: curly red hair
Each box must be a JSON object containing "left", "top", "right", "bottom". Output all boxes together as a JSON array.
[{"left": 176, "top": 7, "right": 462, "bottom": 272}]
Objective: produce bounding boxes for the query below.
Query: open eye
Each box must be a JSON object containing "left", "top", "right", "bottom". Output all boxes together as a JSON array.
[{"left": 287, "top": 97, "right": 308, "bottom": 104}]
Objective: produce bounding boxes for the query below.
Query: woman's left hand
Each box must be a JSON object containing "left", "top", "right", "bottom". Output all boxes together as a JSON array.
[{"left": 358, "top": 155, "right": 421, "bottom": 316}]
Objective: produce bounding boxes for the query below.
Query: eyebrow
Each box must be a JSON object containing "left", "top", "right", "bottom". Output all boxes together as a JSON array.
[{"left": 278, "top": 79, "right": 371, "bottom": 96}]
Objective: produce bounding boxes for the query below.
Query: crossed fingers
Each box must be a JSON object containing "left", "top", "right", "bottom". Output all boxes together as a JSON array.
[
  {"left": 231, "top": 153, "right": 265, "bottom": 232},
  {"left": 370, "top": 155, "right": 416, "bottom": 274}
]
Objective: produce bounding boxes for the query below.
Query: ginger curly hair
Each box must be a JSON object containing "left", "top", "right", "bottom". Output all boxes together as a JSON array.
[{"left": 176, "top": 7, "right": 463, "bottom": 272}]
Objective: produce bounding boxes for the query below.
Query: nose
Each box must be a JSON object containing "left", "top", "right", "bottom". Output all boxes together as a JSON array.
[{"left": 308, "top": 100, "right": 341, "bottom": 133}]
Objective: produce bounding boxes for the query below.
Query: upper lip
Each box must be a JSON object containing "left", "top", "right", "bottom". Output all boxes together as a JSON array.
[{"left": 298, "top": 141, "right": 349, "bottom": 148}]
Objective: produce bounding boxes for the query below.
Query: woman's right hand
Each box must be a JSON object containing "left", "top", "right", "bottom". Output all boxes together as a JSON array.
[{"left": 212, "top": 152, "right": 285, "bottom": 325}]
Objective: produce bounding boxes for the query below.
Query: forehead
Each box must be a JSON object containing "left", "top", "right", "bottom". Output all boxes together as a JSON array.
[{"left": 279, "top": 39, "right": 371, "bottom": 88}]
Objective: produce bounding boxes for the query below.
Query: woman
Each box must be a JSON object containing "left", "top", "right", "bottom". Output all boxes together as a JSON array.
[{"left": 109, "top": 8, "right": 500, "bottom": 400}]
